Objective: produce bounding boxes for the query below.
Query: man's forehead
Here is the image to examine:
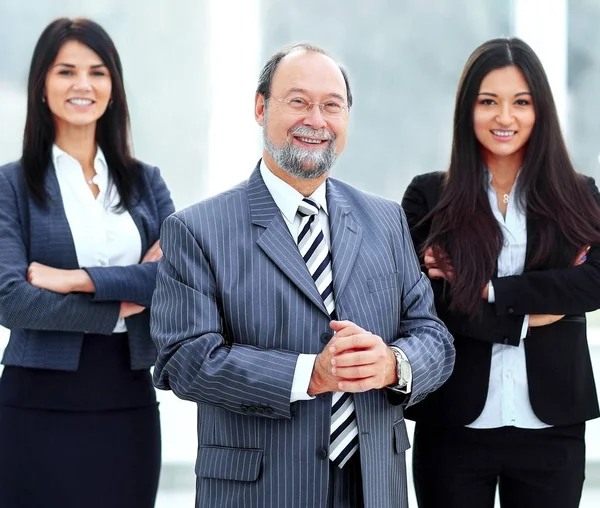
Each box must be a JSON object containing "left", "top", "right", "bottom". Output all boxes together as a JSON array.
[{"left": 271, "top": 50, "right": 346, "bottom": 97}]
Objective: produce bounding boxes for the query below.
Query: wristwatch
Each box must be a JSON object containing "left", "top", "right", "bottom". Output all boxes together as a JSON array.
[{"left": 389, "top": 346, "right": 412, "bottom": 392}]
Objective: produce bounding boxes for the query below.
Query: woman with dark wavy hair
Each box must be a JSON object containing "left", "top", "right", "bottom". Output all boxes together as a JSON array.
[
  {"left": 0, "top": 18, "right": 174, "bottom": 507},
  {"left": 402, "top": 37, "right": 600, "bottom": 508}
]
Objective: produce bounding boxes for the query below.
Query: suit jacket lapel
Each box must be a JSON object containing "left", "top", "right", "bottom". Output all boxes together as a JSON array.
[
  {"left": 128, "top": 201, "right": 149, "bottom": 256},
  {"left": 327, "top": 179, "right": 363, "bottom": 303},
  {"left": 524, "top": 211, "right": 537, "bottom": 268},
  {"left": 248, "top": 166, "right": 329, "bottom": 316},
  {"left": 29, "top": 163, "right": 79, "bottom": 269}
]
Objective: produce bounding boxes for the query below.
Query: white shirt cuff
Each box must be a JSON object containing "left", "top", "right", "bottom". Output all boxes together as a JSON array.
[
  {"left": 290, "top": 354, "right": 317, "bottom": 402},
  {"left": 520, "top": 315, "right": 530, "bottom": 340},
  {"left": 488, "top": 280, "right": 495, "bottom": 303}
]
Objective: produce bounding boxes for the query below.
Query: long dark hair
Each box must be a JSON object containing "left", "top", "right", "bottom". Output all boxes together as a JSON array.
[
  {"left": 22, "top": 17, "right": 138, "bottom": 209},
  {"left": 426, "top": 37, "right": 600, "bottom": 316}
]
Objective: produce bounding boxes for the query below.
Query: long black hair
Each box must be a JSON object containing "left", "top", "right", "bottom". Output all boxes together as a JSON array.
[
  {"left": 22, "top": 17, "right": 138, "bottom": 209},
  {"left": 426, "top": 37, "right": 600, "bottom": 316}
]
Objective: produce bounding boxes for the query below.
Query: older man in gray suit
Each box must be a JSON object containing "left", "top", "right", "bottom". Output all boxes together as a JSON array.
[{"left": 151, "top": 43, "right": 454, "bottom": 508}]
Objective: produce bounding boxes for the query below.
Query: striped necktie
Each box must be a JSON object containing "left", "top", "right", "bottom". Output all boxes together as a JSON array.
[{"left": 297, "top": 198, "right": 359, "bottom": 468}]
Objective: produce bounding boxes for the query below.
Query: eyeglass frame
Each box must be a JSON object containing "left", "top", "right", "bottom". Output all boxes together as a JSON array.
[{"left": 267, "top": 95, "right": 350, "bottom": 119}]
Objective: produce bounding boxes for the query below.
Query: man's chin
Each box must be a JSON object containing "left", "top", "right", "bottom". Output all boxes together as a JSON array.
[{"left": 289, "top": 163, "right": 330, "bottom": 180}]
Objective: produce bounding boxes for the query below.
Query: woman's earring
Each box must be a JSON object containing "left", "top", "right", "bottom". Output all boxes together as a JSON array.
[{"left": 42, "top": 96, "right": 46, "bottom": 103}]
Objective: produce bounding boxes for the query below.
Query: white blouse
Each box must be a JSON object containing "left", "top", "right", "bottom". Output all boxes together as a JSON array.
[
  {"left": 467, "top": 170, "right": 549, "bottom": 429},
  {"left": 52, "top": 145, "right": 142, "bottom": 333}
]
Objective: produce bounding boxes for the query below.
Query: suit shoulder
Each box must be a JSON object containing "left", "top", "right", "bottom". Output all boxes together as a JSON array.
[
  {"left": 0, "top": 160, "right": 22, "bottom": 180},
  {"left": 171, "top": 180, "right": 247, "bottom": 225},
  {"left": 328, "top": 178, "right": 404, "bottom": 226},
  {"left": 407, "top": 171, "right": 446, "bottom": 191},
  {"left": 131, "top": 160, "right": 166, "bottom": 189},
  {"left": 135, "top": 159, "right": 157, "bottom": 174},
  {"left": 329, "top": 178, "right": 397, "bottom": 206},
  {"left": 579, "top": 173, "right": 597, "bottom": 187},
  {"left": 576, "top": 173, "right": 600, "bottom": 205},
  {"left": 0, "top": 161, "right": 26, "bottom": 196}
]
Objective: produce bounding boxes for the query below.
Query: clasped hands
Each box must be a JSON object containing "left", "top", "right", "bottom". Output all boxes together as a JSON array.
[
  {"left": 308, "top": 320, "right": 398, "bottom": 396},
  {"left": 423, "top": 245, "right": 590, "bottom": 327},
  {"left": 26, "top": 240, "right": 163, "bottom": 318}
]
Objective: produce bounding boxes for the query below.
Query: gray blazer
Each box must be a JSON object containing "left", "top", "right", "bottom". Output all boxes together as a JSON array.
[
  {"left": 151, "top": 164, "right": 455, "bottom": 508},
  {"left": 0, "top": 160, "right": 174, "bottom": 370}
]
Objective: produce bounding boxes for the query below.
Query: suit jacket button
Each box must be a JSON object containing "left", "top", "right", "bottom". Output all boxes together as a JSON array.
[
  {"left": 320, "top": 332, "right": 332, "bottom": 344},
  {"left": 256, "top": 407, "right": 265, "bottom": 415},
  {"left": 316, "top": 447, "right": 328, "bottom": 460},
  {"left": 508, "top": 307, "right": 514, "bottom": 314},
  {"left": 240, "top": 405, "right": 248, "bottom": 413},
  {"left": 503, "top": 337, "right": 509, "bottom": 344},
  {"left": 264, "top": 407, "right": 274, "bottom": 415}
]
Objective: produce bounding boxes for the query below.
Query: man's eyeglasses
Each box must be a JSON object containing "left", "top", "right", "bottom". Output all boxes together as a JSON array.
[{"left": 269, "top": 96, "right": 349, "bottom": 119}]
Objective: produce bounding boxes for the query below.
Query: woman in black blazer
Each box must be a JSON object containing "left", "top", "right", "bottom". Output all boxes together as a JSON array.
[
  {"left": 0, "top": 18, "right": 175, "bottom": 508},
  {"left": 402, "top": 37, "right": 600, "bottom": 508}
]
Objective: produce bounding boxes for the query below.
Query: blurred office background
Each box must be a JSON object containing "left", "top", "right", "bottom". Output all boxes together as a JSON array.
[{"left": 1, "top": 0, "right": 600, "bottom": 506}]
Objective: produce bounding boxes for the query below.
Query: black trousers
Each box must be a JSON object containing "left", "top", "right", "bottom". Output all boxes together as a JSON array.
[
  {"left": 327, "top": 451, "right": 364, "bottom": 508},
  {"left": 412, "top": 423, "right": 586, "bottom": 508}
]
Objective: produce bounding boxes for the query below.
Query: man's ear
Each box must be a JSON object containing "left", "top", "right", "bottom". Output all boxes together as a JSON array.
[{"left": 255, "top": 93, "right": 266, "bottom": 126}]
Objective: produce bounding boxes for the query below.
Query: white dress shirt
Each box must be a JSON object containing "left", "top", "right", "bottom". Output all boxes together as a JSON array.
[
  {"left": 467, "top": 171, "right": 549, "bottom": 429},
  {"left": 52, "top": 145, "right": 142, "bottom": 333}
]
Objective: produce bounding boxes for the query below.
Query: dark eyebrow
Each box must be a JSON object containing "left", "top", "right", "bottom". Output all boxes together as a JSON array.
[
  {"left": 285, "top": 87, "right": 347, "bottom": 103},
  {"left": 478, "top": 91, "right": 532, "bottom": 98},
  {"left": 53, "top": 63, "right": 107, "bottom": 69}
]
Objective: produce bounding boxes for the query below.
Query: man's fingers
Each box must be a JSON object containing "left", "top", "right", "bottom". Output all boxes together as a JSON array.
[
  {"left": 329, "top": 320, "right": 367, "bottom": 338},
  {"left": 329, "top": 333, "right": 379, "bottom": 354},
  {"left": 332, "top": 350, "right": 377, "bottom": 368},
  {"left": 336, "top": 377, "right": 378, "bottom": 393},
  {"left": 332, "top": 364, "right": 379, "bottom": 380}
]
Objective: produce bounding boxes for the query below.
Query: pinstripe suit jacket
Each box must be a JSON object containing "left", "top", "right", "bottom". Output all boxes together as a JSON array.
[
  {"left": 0, "top": 159, "right": 174, "bottom": 370},
  {"left": 151, "top": 164, "right": 455, "bottom": 508}
]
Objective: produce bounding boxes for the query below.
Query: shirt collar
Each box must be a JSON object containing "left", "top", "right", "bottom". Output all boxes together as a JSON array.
[
  {"left": 260, "top": 159, "right": 328, "bottom": 223},
  {"left": 485, "top": 166, "right": 523, "bottom": 196},
  {"left": 52, "top": 144, "right": 108, "bottom": 175}
]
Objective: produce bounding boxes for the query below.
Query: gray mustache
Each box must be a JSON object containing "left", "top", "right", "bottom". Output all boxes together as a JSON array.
[{"left": 290, "top": 126, "right": 335, "bottom": 141}]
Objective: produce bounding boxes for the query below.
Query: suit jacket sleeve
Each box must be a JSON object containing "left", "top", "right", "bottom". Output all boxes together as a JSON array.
[
  {"left": 82, "top": 165, "right": 176, "bottom": 307},
  {"left": 0, "top": 171, "right": 120, "bottom": 333},
  {"left": 388, "top": 204, "right": 455, "bottom": 407},
  {"left": 492, "top": 177, "right": 600, "bottom": 316},
  {"left": 401, "top": 173, "right": 524, "bottom": 346},
  {"left": 150, "top": 214, "right": 299, "bottom": 419}
]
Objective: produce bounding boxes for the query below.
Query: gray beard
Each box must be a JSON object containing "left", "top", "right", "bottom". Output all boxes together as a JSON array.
[{"left": 262, "top": 123, "right": 338, "bottom": 180}]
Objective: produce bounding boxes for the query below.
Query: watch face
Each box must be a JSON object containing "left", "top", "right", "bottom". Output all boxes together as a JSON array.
[{"left": 399, "top": 360, "right": 411, "bottom": 384}]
